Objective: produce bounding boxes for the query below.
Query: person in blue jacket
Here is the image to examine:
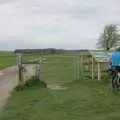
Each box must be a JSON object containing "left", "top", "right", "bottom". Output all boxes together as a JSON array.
[
  {"left": 108, "top": 49, "right": 120, "bottom": 89},
  {"left": 110, "top": 49, "right": 120, "bottom": 70}
]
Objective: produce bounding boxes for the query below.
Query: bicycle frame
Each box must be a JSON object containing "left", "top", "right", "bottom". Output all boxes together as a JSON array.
[{"left": 110, "top": 69, "right": 120, "bottom": 90}]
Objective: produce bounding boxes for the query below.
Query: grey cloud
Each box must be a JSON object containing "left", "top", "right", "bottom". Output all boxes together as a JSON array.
[
  {"left": 0, "top": 36, "right": 41, "bottom": 50},
  {"left": 29, "top": 0, "right": 120, "bottom": 25},
  {"left": 0, "top": 0, "right": 15, "bottom": 4},
  {"left": 31, "top": 0, "right": 103, "bottom": 15},
  {"left": 0, "top": 0, "right": 120, "bottom": 50}
]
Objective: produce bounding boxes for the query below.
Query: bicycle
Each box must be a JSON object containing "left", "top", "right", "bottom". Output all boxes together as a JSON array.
[{"left": 108, "top": 68, "right": 120, "bottom": 91}]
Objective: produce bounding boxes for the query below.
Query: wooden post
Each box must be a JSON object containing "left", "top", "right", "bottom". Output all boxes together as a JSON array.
[
  {"left": 81, "top": 53, "right": 83, "bottom": 79},
  {"left": 39, "top": 57, "right": 43, "bottom": 80},
  {"left": 89, "top": 55, "right": 91, "bottom": 78},
  {"left": 86, "top": 54, "right": 89, "bottom": 72},
  {"left": 92, "top": 57, "right": 94, "bottom": 80},
  {"left": 79, "top": 56, "right": 81, "bottom": 80},
  {"left": 17, "top": 55, "right": 23, "bottom": 85},
  {"left": 77, "top": 56, "right": 80, "bottom": 80},
  {"left": 98, "top": 62, "right": 101, "bottom": 81},
  {"left": 74, "top": 56, "right": 77, "bottom": 81},
  {"left": 18, "top": 66, "right": 23, "bottom": 85},
  {"left": 75, "top": 56, "right": 79, "bottom": 80},
  {"left": 73, "top": 57, "right": 75, "bottom": 81}
]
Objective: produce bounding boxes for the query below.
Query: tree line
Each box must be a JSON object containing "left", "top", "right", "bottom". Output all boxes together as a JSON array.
[{"left": 14, "top": 48, "right": 65, "bottom": 55}]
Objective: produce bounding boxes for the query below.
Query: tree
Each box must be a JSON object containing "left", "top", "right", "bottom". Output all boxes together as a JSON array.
[{"left": 97, "top": 24, "right": 120, "bottom": 50}]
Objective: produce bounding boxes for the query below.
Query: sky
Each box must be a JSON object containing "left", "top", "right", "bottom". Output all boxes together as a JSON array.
[{"left": 0, "top": 0, "right": 120, "bottom": 50}]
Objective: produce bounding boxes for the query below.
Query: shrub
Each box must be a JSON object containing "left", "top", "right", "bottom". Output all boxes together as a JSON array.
[
  {"left": 14, "top": 76, "right": 47, "bottom": 91},
  {"left": 24, "top": 76, "right": 47, "bottom": 88}
]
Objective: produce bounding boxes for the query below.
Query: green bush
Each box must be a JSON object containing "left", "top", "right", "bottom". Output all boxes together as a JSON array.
[
  {"left": 14, "top": 84, "right": 24, "bottom": 91},
  {"left": 24, "top": 76, "right": 47, "bottom": 88},
  {"left": 15, "top": 76, "right": 47, "bottom": 91}
]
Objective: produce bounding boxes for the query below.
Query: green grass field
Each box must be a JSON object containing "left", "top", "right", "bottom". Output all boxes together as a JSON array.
[
  {"left": 1, "top": 55, "right": 120, "bottom": 120},
  {"left": 0, "top": 55, "right": 38, "bottom": 69},
  {"left": 0, "top": 56, "right": 15, "bottom": 69}
]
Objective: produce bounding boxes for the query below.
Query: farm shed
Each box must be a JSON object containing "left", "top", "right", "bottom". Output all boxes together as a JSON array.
[{"left": 80, "top": 50, "right": 113, "bottom": 81}]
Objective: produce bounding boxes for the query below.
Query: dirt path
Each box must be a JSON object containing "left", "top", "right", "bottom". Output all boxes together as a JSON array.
[
  {"left": 0, "top": 66, "right": 18, "bottom": 108},
  {"left": 0, "top": 64, "right": 68, "bottom": 109},
  {"left": 0, "top": 65, "right": 35, "bottom": 109}
]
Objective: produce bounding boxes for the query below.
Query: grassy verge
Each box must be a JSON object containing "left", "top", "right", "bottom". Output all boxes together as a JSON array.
[
  {"left": 0, "top": 55, "right": 38, "bottom": 69},
  {"left": 1, "top": 55, "right": 120, "bottom": 120},
  {"left": 0, "top": 56, "right": 15, "bottom": 69}
]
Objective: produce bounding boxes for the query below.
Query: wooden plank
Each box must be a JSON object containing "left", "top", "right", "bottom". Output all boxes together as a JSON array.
[
  {"left": 75, "top": 56, "right": 80, "bottom": 80},
  {"left": 76, "top": 57, "right": 78, "bottom": 80},
  {"left": 17, "top": 55, "right": 24, "bottom": 85},
  {"left": 79, "top": 56, "right": 81, "bottom": 80},
  {"left": 18, "top": 66, "right": 23, "bottom": 85},
  {"left": 74, "top": 57, "right": 77, "bottom": 81},
  {"left": 98, "top": 62, "right": 101, "bottom": 81},
  {"left": 80, "top": 53, "right": 83, "bottom": 79},
  {"left": 77, "top": 56, "right": 80, "bottom": 80},
  {"left": 92, "top": 57, "right": 94, "bottom": 80},
  {"left": 89, "top": 55, "right": 92, "bottom": 78},
  {"left": 39, "top": 58, "right": 43, "bottom": 80}
]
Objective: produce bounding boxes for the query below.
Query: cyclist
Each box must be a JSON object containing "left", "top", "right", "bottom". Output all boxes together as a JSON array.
[
  {"left": 110, "top": 49, "right": 120, "bottom": 71},
  {"left": 108, "top": 49, "right": 120, "bottom": 89}
]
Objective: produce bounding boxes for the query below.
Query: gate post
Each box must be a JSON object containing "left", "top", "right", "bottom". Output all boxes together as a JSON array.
[{"left": 17, "top": 54, "right": 23, "bottom": 85}]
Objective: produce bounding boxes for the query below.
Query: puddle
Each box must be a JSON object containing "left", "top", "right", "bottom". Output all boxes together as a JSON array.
[
  {"left": 47, "top": 84, "right": 68, "bottom": 90},
  {"left": 0, "top": 73, "right": 3, "bottom": 76}
]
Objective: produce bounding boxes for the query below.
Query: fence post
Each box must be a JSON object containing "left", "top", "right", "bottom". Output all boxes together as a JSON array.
[
  {"left": 80, "top": 52, "right": 83, "bottom": 79},
  {"left": 77, "top": 56, "right": 79, "bottom": 80},
  {"left": 97, "top": 62, "right": 101, "bottom": 81},
  {"left": 17, "top": 54, "right": 23, "bottom": 85},
  {"left": 74, "top": 57, "right": 77, "bottom": 81},
  {"left": 39, "top": 57, "right": 43, "bottom": 80},
  {"left": 92, "top": 57, "right": 94, "bottom": 80}
]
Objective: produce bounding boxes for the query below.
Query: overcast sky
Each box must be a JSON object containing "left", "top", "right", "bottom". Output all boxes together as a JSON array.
[{"left": 0, "top": 0, "right": 120, "bottom": 50}]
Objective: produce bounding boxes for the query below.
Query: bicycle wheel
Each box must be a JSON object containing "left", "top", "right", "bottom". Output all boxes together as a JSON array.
[{"left": 112, "top": 75, "right": 119, "bottom": 91}]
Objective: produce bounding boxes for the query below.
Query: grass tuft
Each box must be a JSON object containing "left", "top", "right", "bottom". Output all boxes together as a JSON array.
[{"left": 14, "top": 76, "right": 47, "bottom": 91}]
